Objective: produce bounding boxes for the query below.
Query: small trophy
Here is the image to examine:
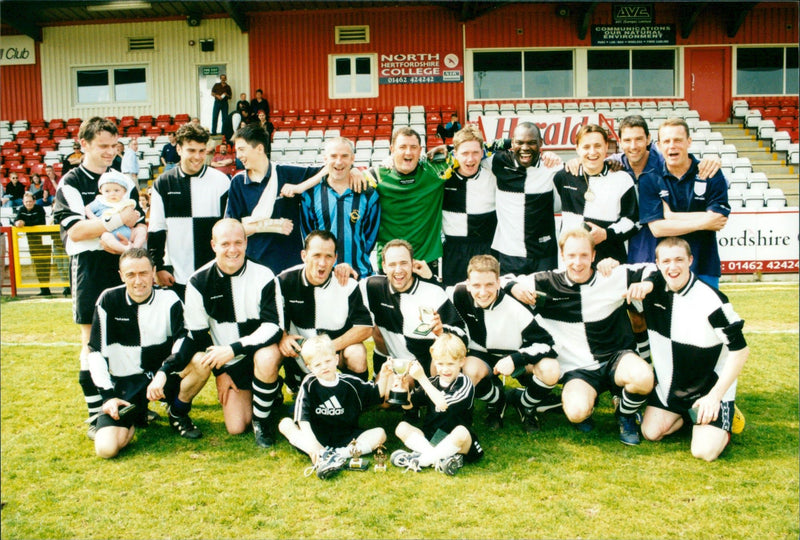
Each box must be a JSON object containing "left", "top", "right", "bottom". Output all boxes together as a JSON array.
[
  {"left": 374, "top": 444, "right": 387, "bottom": 472},
  {"left": 347, "top": 439, "right": 369, "bottom": 471},
  {"left": 413, "top": 306, "right": 435, "bottom": 336},
  {"left": 387, "top": 357, "right": 411, "bottom": 405}
]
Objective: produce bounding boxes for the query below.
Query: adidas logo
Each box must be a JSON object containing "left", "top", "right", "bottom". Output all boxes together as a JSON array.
[{"left": 315, "top": 396, "right": 345, "bottom": 416}]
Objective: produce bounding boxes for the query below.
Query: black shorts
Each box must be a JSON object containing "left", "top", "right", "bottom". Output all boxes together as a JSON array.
[
  {"left": 213, "top": 355, "right": 254, "bottom": 390},
  {"left": 71, "top": 250, "right": 123, "bottom": 324},
  {"left": 648, "top": 392, "right": 735, "bottom": 433},
  {"left": 95, "top": 374, "right": 149, "bottom": 430},
  {"left": 312, "top": 426, "right": 365, "bottom": 449},
  {"left": 431, "top": 427, "right": 484, "bottom": 464},
  {"left": 442, "top": 237, "right": 492, "bottom": 287},
  {"left": 560, "top": 349, "right": 636, "bottom": 397},
  {"left": 493, "top": 251, "right": 557, "bottom": 276}
]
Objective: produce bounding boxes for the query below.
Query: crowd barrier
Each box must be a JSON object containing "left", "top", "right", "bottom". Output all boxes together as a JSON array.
[{"left": 2, "top": 225, "right": 68, "bottom": 296}]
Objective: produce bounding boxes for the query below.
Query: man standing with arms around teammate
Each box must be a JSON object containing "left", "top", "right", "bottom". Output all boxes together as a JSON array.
[
  {"left": 640, "top": 117, "right": 729, "bottom": 289},
  {"left": 148, "top": 123, "right": 230, "bottom": 300},
  {"left": 54, "top": 117, "right": 145, "bottom": 440},
  {"left": 490, "top": 122, "right": 562, "bottom": 275},
  {"left": 299, "top": 137, "right": 380, "bottom": 278}
]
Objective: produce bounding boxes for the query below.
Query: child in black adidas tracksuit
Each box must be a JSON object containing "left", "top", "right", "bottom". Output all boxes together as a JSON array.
[{"left": 278, "top": 335, "right": 391, "bottom": 479}]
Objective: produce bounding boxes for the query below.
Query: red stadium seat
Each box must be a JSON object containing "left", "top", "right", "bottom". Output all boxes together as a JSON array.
[
  {"left": 38, "top": 141, "right": 56, "bottom": 154},
  {"left": 327, "top": 116, "right": 343, "bottom": 128},
  {"left": 360, "top": 114, "right": 376, "bottom": 127},
  {"left": 15, "top": 130, "right": 32, "bottom": 141},
  {"left": 146, "top": 127, "right": 162, "bottom": 137},
  {"left": 125, "top": 126, "right": 143, "bottom": 137},
  {"left": 276, "top": 119, "right": 295, "bottom": 131},
  {"left": 344, "top": 116, "right": 360, "bottom": 126},
  {"left": 298, "top": 115, "right": 314, "bottom": 123},
  {"left": 284, "top": 109, "right": 298, "bottom": 119},
  {"left": 66, "top": 125, "right": 80, "bottom": 137},
  {"left": 29, "top": 119, "right": 46, "bottom": 129},
  {"left": 341, "top": 126, "right": 359, "bottom": 138},
  {"left": 425, "top": 105, "right": 440, "bottom": 113},
  {"left": 330, "top": 108, "right": 345, "bottom": 116},
  {"left": 48, "top": 119, "right": 65, "bottom": 130},
  {"left": 27, "top": 160, "right": 45, "bottom": 174},
  {"left": 346, "top": 107, "right": 361, "bottom": 116},
  {"left": 363, "top": 106, "right": 376, "bottom": 115},
  {"left": 174, "top": 113, "right": 190, "bottom": 123},
  {"left": 359, "top": 126, "right": 375, "bottom": 138},
  {"left": 300, "top": 108, "right": 314, "bottom": 117},
  {"left": 426, "top": 124, "right": 439, "bottom": 136},
  {"left": 51, "top": 129, "right": 68, "bottom": 143},
  {"left": 377, "top": 114, "right": 393, "bottom": 126},
  {"left": 426, "top": 135, "right": 441, "bottom": 148},
  {"left": 315, "top": 108, "right": 329, "bottom": 116},
  {"left": 120, "top": 116, "right": 137, "bottom": 128},
  {"left": 20, "top": 146, "right": 38, "bottom": 156},
  {"left": 156, "top": 114, "right": 171, "bottom": 123},
  {"left": 426, "top": 113, "right": 442, "bottom": 124},
  {"left": 375, "top": 125, "right": 392, "bottom": 137},
  {"left": 105, "top": 116, "right": 118, "bottom": 125}
]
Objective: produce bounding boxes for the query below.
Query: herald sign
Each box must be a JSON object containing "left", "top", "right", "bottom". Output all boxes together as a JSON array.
[
  {"left": 477, "top": 114, "right": 618, "bottom": 150},
  {"left": 718, "top": 209, "right": 799, "bottom": 274}
]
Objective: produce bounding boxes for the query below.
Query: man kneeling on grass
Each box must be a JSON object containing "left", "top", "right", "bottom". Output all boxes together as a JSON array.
[
  {"left": 391, "top": 333, "right": 484, "bottom": 476},
  {"left": 636, "top": 237, "right": 748, "bottom": 461},
  {"left": 278, "top": 335, "right": 392, "bottom": 479},
  {"left": 88, "top": 249, "right": 206, "bottom": 458}
]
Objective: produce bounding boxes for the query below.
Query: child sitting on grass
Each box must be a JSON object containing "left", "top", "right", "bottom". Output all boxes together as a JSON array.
[
  {"left": 86, "top": 170, "right": 146, "bottom": 252},
  {"left": 391, "top": 333, "right": 484, "bottom": 475},
  {"left": 278, "top": 334, "right": 392, "bottom": 479}
]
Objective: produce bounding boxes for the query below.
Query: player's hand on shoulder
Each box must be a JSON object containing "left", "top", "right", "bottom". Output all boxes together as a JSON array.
[
  {"left": 333, "top": 263, "right": 357, "bottom": 285},
  {"left": 511, "top": 282, "right": 536, "bottom": 306},
  {"left": 596, "top": 257, "right": 620, "bottom": 277},
  {"left": 696, "top": 156, "right": 721, "bottom": 180},
  {"left": 540, "top": 151, "right": 563, "bottom": 168},
  {"left": 156, "top": 269, "right": 175, "bottom": 287},
  {"left": 564, "top": 157, "right": 581, "bottom": 175},
  {"left": 411, "top": 259, "right": 432, "bottom": 280},
  {"left": 625, "top": 281, "right": 654, "bottom": 304}
]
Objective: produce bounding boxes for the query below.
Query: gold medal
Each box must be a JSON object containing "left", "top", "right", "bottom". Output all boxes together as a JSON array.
[{"left": 584, "top": 189, "right": 596, "bottom": 202}]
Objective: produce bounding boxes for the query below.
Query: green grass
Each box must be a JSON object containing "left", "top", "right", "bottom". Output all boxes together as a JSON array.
[{"left": 2, "top": 283, "right": 798, "bottom": 539}]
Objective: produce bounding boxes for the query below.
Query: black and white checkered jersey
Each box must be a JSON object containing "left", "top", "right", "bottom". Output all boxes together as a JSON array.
[
  {"left": 295, "top": 373, "right": 382, "bottom": 436},
  {"left": 441, "top": 162, "right": 497, "bottom": 242},
  {"left": 410, "top": 373, "right": 475, "bottom": 438},
  {"left": 173, "top": 258, "right": 283, "bottom": 371},
  {"left": 360, "top": 275, "right": 468, "bottom": 365},
  {"left": 277, "top": 264, "right": 372, "bottom": 340},
  {"left": 148, "top": 164, "right": 230, "bottom": 285},
  {"left": 643, "top": 272, "right": 747, "bottom": 409},
  {"left": 554, "top": 164, "right": 638, "bottom": 264},
  {"left": 489, "top": 151, "right": 559, "bottom": 260},
  {"left": 448, "top": 284, "right": 555, "bottom": 369},
  {"left": 512, "top": 264, "right": 655, "bottom": 373},
  {"left": 87, "top": 285, "right": 184, "bottom": 401},
  {"left": 53, "top": 164, "right": 145, "bottom": 255}
]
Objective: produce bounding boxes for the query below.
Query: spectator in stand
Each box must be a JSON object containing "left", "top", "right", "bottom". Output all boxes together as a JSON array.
[
  {"left": 28, "top": 173, "right": 54, "bottom": 207},
  {"left": 210, "top": 74, "right": 232, "bottom": 136},
  {"left": 121, "top": 138, "right": 140, "bottom": 184},
  {"left": 62, "top": 141, "right": 84, "bottom": 175},
  {"left": 436, "top": 112, "right": 462, "bottom": 144},
  {"left": 2, "top": 172, "right": 26, "bottom": 208},
  {"left": 138, "top": 189, "right": 151, "bottom": 223},
  {"left": 38, "top": 169, "right": 57, "bottom": 207},
  {"left": 111, "top": 142, "right": 124, "bottom": 172},
  {"left": 160, "top": 132, "right": 179, "bottom": 172},
  {"left": 250, "top": 89, "right": 270, "bottom": 119},
  {"left": 210, "top": 144, "right": 236, "bottom": 177},
  {"left": 236, "top": 93, "right": 251, "bottom": 116},
  {"left": 255, "top": 110, "right": 274, "bottom": 159},
  {"left": 14, "top": 192, "right": 52, "bottom": 295}
]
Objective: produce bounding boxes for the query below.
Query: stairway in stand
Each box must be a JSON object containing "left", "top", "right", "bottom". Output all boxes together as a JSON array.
[{"left": 713, "top": 122, "right": 798, "bottom": 207}]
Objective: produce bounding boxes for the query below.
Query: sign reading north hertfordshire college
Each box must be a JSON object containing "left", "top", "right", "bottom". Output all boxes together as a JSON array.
[
  {"left": 591, "top": 24, "right": 676, "bottom": 46},
  {"left": 0, "top": 35, "right": 35, "bottom": 65},
  {"left": 379, "top": 53, "right": 463, "bottom": 85}
]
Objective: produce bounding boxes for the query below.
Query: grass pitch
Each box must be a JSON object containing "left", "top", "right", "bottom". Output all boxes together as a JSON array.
[{"left": 1, "top": 283, "right": 798, "bottom": 539}]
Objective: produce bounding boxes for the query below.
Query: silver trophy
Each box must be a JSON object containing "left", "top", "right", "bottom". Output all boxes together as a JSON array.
[{"left": 387, "top": 357, "right": 411, "bottom": 405}]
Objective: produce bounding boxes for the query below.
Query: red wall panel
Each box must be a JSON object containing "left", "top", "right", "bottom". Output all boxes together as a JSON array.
[
  {"left": 248, "top": 6, "right": 465, "bottom": 116},
  {"left": 1, "top": 42, "right": 43, "bottom": 122}
]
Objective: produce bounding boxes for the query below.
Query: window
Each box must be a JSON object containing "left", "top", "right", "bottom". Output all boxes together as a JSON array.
[
  {"left": 587, "top": 49, "right": 675, "bottom": 97},
  {"left": 524, "top": 51, "right": 574, "bottom": 98},
  {"left": 736, "top": 46, "right": 798, "bottom": 95},
  {"left": 470, "top": 48, "right": 675, "bottom": 100},
  {"left": 75, "top": 66, "right": 148, "bottom": 104},
  {"left": 329, "top": 54, "right": 377, "bottom": 98}
]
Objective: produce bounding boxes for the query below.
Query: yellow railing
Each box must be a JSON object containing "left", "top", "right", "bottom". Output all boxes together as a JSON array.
[{"left": 9, "top": 225, "right": 70, "bottom": 290}]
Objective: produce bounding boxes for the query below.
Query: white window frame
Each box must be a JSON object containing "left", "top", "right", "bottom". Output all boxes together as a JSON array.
[
  {"left": 328, "top": 54, "right": 378, "bottom": 99},
  {"left": 733, "top": 45, "right": 798, "bottom": 96},
  {"left": 466, "top": 47, "right": 680, "bottom": 100},
  {"left": 73, "top": 64, "right": 150, "bottom": 107}
]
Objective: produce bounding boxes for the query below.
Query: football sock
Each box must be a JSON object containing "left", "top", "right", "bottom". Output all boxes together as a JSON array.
[
  {"left": 619, "top": 389, "right": 648, "bottom": 417},
  {"left": 475, "top": 375, "right": 503, "bottom": 405},
  {"left": 521, "top": 374, "right": 555, "bottom": 409},
  {"left": 419, "top": 440, "right": 460, "bottom": 468},
  {"left": 371, "top": 351, "right": 388, "bottom": 380},
  {"left": 634, "top": 330, "right": 651, "bottom": 361},
  {"left": 404, "top": 432, "right": 435, "bottom": 455},
  {"left": 170, "top": 396, "right": 191, "bottom": 417},
  {"left": 252, "top": 377, "right": 282, "bottom": 425},
  {"left": 79, "top": 369, "right": 102, "bottom": 422}
]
